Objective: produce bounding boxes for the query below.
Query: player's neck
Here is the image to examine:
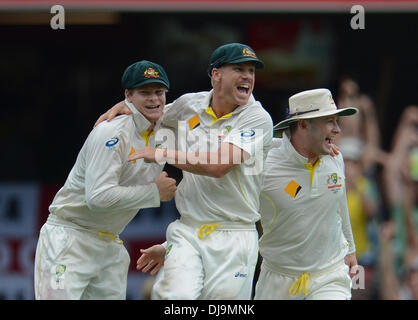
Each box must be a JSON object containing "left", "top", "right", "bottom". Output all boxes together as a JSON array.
[
  {"left": 210, "top": 96, "right": 238, "bottom": 117},
  {"left": 146, "top": 123, "right": 155, "bottom": 133},
  {"left": 290, "top": 134, "right": 319, "bottom": 164}
]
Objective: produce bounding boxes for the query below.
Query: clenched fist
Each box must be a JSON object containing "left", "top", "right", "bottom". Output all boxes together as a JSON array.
[{"left": 155, "top": 171, "right": 177, "bottom": 201}]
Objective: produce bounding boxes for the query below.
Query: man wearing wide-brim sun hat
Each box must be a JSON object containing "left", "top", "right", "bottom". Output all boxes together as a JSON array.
[
  {"left": 274, "top": 88, "right": 358, "bottom": 131},
  {"left": 254, "top": 88, "right": 361, "bottom": 300}
]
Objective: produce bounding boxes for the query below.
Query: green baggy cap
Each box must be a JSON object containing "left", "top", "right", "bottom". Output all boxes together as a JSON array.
[
  {"left": 207, "top": 43, "right": 264, "bottom": 76},
  {"left": 122, "top": 60, "right": 170, "bottom": 90}
]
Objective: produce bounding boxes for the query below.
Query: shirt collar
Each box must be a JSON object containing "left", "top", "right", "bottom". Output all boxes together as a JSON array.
[{"left": 124, "top": 99, "right": 153, "bottom": 132}]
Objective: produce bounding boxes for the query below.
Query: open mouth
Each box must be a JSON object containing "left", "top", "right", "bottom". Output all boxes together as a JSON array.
[
  {"left": 325, "top": 137, "right": 334, "bottom": 146},
  {"left": 237, "top": 84, "right": 250, "bottom": 95},
  {"left": 145, "top": 105, "right": 160, "bottom": 110}
]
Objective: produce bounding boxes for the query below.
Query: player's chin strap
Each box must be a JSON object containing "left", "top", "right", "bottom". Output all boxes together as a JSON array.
[
  {"left": 289, "top": 272, "right": 310, "bottom": 296},
  {"left": 198, "top": 224, "right": 221, "bottom": 240}
]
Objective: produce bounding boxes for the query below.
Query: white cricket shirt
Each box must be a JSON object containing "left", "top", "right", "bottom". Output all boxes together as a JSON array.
[
  {"left": 259, "top": 135, "right": 356, "bottom": 273},
  {"left": 159, "top": 90, "right": 273, "bottom": 224},
  {"left": 48, "top": 100, "right": 163, "bottom": 235}
]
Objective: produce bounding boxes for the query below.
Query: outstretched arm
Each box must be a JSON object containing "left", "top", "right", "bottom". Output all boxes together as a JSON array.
[{"left": 128, "top": 143, "right": 249, "bottom": 178}]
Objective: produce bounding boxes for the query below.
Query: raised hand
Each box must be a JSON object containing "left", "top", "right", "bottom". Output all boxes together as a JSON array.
[{"left": 330, "top": 143, "right": 340, "bottom": 157}]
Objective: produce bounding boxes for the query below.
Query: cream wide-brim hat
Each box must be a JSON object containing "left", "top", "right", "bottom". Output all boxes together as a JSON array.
[{"left": 274, "top": 88, "right": 358, "bottom": 130}]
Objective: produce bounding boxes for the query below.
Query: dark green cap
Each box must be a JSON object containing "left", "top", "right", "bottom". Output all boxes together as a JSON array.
[
  {"left": 207, "top": 43, "right": 264, "bottom": 76},
  {"left": 122, "top": 60, "right": 170, "bottom": 90}
]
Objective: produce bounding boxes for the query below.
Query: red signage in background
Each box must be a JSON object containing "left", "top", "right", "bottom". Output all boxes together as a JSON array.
[
  {"left": 246, "top": 19, "right": 336, "bottom": 91},
  {"left": 0, "top": 183, "right": 40, "bottom": 299},
  {"left": 0, "top": 183, "right": 178, "bottom": 300}
]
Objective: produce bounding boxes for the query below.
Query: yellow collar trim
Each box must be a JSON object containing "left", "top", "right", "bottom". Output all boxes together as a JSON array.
[
  {"left": 140, "top": 130, "right": 155, "bottom": 147},
  {"left": 304, "top": 159, "right": 320, "bottom": 188},
  {"left": 205, "top": 106, "right": 232, "bottom": 126}
]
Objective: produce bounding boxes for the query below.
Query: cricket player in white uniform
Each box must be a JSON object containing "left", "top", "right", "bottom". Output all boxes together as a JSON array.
[
  {"left": 134, "top": 89, "right": 358, "bottom": 300},
  {"left": 99, "top": 43, "right": 273, "bottom": 299},
  {"left": 34, "top": 60, "right": 177, "bottom": 300},
  {"left": 255, "top": 88, "right": 358, "bottom": 300}
]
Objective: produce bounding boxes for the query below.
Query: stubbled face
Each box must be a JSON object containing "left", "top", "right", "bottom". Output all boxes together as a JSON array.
[
  {"left": 306, "top": 115, "right": 342, "bottom": 156},
  {"left": 212, "top": 61, "right": 255, "bottom": 107},
  {"left": 125, "top": 83, "right": 167, "bottom": 123}
]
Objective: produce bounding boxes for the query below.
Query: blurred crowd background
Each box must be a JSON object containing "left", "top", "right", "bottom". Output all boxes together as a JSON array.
[{"left": 0, "top": 0, "right": 417, "bottom": 300}]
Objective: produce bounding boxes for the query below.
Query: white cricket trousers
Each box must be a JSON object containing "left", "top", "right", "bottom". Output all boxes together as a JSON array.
[
  {"left": 34, "top": 222, "right": 130, "bottom": 300},
  {"left": 151, "top": 217, "right": 259, "bottom": 300},
  {"left": 254, "top": 259, "right": 352, "bottom": 300}
]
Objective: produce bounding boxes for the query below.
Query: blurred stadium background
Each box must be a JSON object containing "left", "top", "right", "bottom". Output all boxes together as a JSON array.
[{"left": 0, "top": 0, "right": 417, "bottom": 300}]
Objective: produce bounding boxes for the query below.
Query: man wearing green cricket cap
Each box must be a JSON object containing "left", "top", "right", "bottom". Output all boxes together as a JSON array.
[
  {"left": 207, "top": 42, "right": 264, "bottom": 76},
  {"left": 135, "top": 88, "right": 357, "bottom": 301},
  {"left": 95, "top": 43, "right": 273, "bottom": 299},
  {"left": 34, "top": 60, "right": 177, "bottom": 300}
]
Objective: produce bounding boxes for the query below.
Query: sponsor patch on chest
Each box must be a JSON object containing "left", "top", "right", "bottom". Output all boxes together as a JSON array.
[{"left": 284, "top": 180, "right": 302, "bottom": 198}]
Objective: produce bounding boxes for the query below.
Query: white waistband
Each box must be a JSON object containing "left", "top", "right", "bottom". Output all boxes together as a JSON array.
[
  {"left": 180, "top": 216, "right": 256, "bottom": 231},
  {"left": 262, "top": 259, "right": 347, "bottom": 278},
  {"left": 46, "top": 214, "right": 122, "bottom": 242}
]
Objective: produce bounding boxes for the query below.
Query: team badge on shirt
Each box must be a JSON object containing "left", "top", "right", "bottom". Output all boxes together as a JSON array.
[
  {"left": 327, "top": 173, "right": 343, "bottom": 193},
  {"left": 285, "top": 180, "right": 302, "bottom": 198},
  {"left": 217, "top": 126, "right": 233, "bottom": 145},
  {"left": 165, "top": 244, "right": 173, "bottom": 259},
  {"left": 50, "top": 264, "right": 66, "bottom": 289}
]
